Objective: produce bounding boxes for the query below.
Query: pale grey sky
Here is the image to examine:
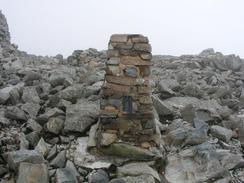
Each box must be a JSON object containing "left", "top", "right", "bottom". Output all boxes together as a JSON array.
[{"left": 1, "top": 0, "right": 244, "bottom": 57}]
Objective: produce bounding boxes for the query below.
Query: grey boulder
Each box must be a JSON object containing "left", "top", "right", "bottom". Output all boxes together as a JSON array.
[
  {"left": 7, "top": 149, "right": 44, "bottom": 171},
  {"left": 16, "top": 163, "right": 49, "bottom": 183},
  {"left": 64, "top": 100, "right": 99, "bottom": 133}
]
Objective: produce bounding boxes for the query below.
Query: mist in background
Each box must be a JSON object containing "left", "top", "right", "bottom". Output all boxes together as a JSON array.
[{"left": 1, "top": 0, "right": 244, "bottom": 57}]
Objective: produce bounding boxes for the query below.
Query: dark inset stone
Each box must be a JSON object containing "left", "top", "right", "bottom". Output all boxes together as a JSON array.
[{"left": 124, "top": 67, "right": 138, "bottom": 78}]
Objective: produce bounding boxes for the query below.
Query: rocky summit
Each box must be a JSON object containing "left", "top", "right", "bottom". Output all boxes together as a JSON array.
[{"left": 0, "top": 10, "right": 244, "bottom": 183}]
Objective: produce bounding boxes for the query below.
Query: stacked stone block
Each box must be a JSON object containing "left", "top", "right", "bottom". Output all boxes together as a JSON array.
[{"left": 98, "top": 34, "right": 156, "bottom": 148}]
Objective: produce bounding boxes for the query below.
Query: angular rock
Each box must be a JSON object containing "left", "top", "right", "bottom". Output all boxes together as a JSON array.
[
  {"left": 26, "top": 119, "right": 42, "bottom": 132},
  {"left": 9, "top": 88, "right": 20, "bottom": 104},
  {"left": 210, "top": 125, "right": 234, "bottom": 142},
  {"left": 36, "top": 107, "right": 65, "bottom": 124},
  {"left": 0, "top": 85, "right": 19, "bottom": 104},
  {"left": 65, "top": 160, "right": 80, "bottom": 178},
  {"left": 23, "top": 71, "right": 42, "bottom": 85},
  {"left": 7, "top": 149, "right": 44, "bottom": 171},
  {"left": 165, "top": 128, "right": 188, "bottom": 146},
  {"left": 117, "top": 162, "right": 160, "bottom": 182},
  {"left": 182, "top": 82, "right": 202, "bottom": 98},
  {"left": 58, "top": 84, "right": 84, "bottom": 103},
  {"left": 22, "top": 86, "right": 40, "bottom": 104},
  {"left": 50, "top": 150, "right": 66, "bottom": 168},
  {"left": 19, "top": 132, "right": 29, "bottom": 149},
  {"left": 112, "top": 175, "right": 155, "bottom": 183},
  {"left": 21, "top": 102, "right": 40, "bottom": 118},
  {"left": 35, "top": 138, "right": 49, "bottom": 157},
  {"left": 101, "top": 143, "right": 157, "bottom": 160},
  {"left": 16, "top": 163, "right": 49, "bottom": 183},
  {"left": 26, "top": 131, "right": 40, "bottom": 147},
  {"left": 64, "top": 100, "right": 99, "bottom": 133},
  {"left": 100, "top": 133, "right": 117, "bottom": 146},
  {"left": 56, "top": 168, "right": 78, "bottom": 183},
  {"left": 88, "top": 169, "right": 109, "bottom": 183},
  {"left": 74, "top": 137, "right": 112, "bottom": 169},
  {"left": 46, "top": 117, "right": 64, "bottom": 135},
  {"left": 152, "top": 95, "right": 173, "bottom": 116},
  {"left": 5, "top": 106, "right": 27, "bottom": 122}
]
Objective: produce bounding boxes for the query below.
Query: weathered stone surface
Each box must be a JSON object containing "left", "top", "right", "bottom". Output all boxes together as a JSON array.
[
  {"left": 117, "top": 162, "right": 160, "bottom": 182},
  {"left": 88, "top": 169, "right": 109, "bottom": 183},
  {"left": 23, "top": 71, "right": 42, "bottom": 84},
  {"left": 21, "top": 102, "right": 40, "bottom": 118},
  {"left": 46, "top": 117, "right": 64, "bottom": 135},
  {"left": 56, "top": 168, "right": 78, "bottom": 183},
  {"left": 106, "top": 75, "right": 148, "bottom": 86},
  {"left": 64, "top": 100, "right": 99, "bottom": 133},
  {"left": 26, "top": 119, "right": 42, "bottom": 132},
  {"left": 22, "top": 86, "right": 40, "bottom": 104},
  {"left": 58, "top": 84, "right": 84, "bottom": 103},
  {"left": 124, "top": 66, "right": 138, "bottom": 78},
  {"left": 131, "top": 35, "right": 148, "bottom": 43},
  {"left": 50, "top": 150, "right": 66, "bottom": 168},
  {"left": 100, "top": 133, "right": 117, "bottom": 146},
  {"left": 110, "top": 34, "right": 128, "bottom": 43},
  {"left": 16, "top": 163, "right": 49, "bottom": 183},
  {"left": 37, "top": 107, "right": 65, "bottom": 124},
  {"left": 100, "top": 143, "right": 157, "bottom": 160},
  {"left": 134, "top": 43, "right": 152, "bottom": 52},
  {"left": 7, "top": 150, "right": 44, "bottom": 171},
  {"left": 165, "top": 144, "right": 232, "bottom": 183},
  {"left": 120, "top": 56, "right": 151, "bottom": 66},
  {"left": 34, "top": 138, "right": 49, "bottom": 157},
  {"left": 107, "top": 57, "right": 120, "bottom": 65},
  {"left": 140, "top": 53, "right": 152, "bottom": 60},
  {"left": 112, "top": 175, "right": 155, "bottom": 183},
  {"left": 210, "top": 125, "right": 234, "bottom": 142},
  {"left": 19, "top": 132, "right": 29, "bottom": 149},
  {"left": 0, "top": 85, "right": 22, "bottom": 104},
  {"left": 26, "top": 131, "right": 41, "bottom": 147},
  {"left": 152, "top": 95, "right": 173, "bottom": 116},
  {"left": 74, "top": 137, "right": 112, "bottom": 169},
  {"left": 5, "top": 106, "right": 27, "bottom": 122}
]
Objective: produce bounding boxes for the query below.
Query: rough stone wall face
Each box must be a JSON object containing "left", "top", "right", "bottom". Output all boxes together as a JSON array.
[
  {"left": 0, "top": 11, "right": 10, "bottom": 44},
  {"left": 99, "top": 34, "right": 156, "bottom": 147}
]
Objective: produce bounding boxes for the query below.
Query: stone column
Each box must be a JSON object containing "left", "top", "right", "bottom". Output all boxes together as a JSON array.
[{"left": 97, "top": 34, "right": 157, "bottom": 151}]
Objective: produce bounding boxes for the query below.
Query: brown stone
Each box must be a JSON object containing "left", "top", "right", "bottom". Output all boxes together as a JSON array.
[
  {"left": 101, "top": 133, "right": 118, "bottom": 146},
  {"left": 106, "top": 75, "right": 149, "bottom": 86},
  {"left": 103, "top": 82, "right": 137, "bottom": 94},
  {"left": 119, "top": 112, "right": 154, "bottom": 119},
  {"left": 138, "top": 104, "right": 153, "bottom": 113},
  {"left": 134, "top": 43, "right": 152, "bottom": 52},
  {"left": 120, "top": 56, "right": 151, "bottom": 66},
  {"left": 139, "top": 95, "right": 153, "bottom": 105},
  {"left": 141, "top": 142, "right": 151, "bottom": 149},
  {"left": 116, "top": 118, "right": 142, "bottom": 135},
  {"left": 107, "top": 50, "right": 120, "bottom": 58},
  {"left": 106, "top": 65, "right": 121, "bottom": 76},
  {"left": 131, "top": 36, "right": 149, "bottom": 43},
  {"left": 119, "top": 49, "right": 139, "bottom": 56},
  {"left": 137, "top": 86, "right": 151, "bottom": 94},
  {"left": 139, "top": 66, "right": 151, "bottom": 77},
  {"left": 104, "top": 129, "right": 118, "bottom": 134},
  {"left": 107, "top": 57, "right": 120, "bottom": 65},
  {"left": 140, "top": 53, "right": 152, "bottom": 60},
  {"left": 100, "top": 106, "right": 119, "bottom": 116},
  {"left": 110, "top": 34, "right": 128, "bottom": 43},
  {"left": 100, "top": 98, "right": 122, "bottom": 109},
  {"left": 110, "top": 42, "right": 133, "bottom": 50}
]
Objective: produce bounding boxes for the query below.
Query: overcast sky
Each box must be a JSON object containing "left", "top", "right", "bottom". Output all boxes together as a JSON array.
[{"left": 1, "top": 0, "right": 244, "bottom": 57}]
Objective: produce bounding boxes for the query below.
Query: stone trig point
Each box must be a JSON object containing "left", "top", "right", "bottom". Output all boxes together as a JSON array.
[{"left": 94, "top": 34, "right": 160, "bottom": 157}]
